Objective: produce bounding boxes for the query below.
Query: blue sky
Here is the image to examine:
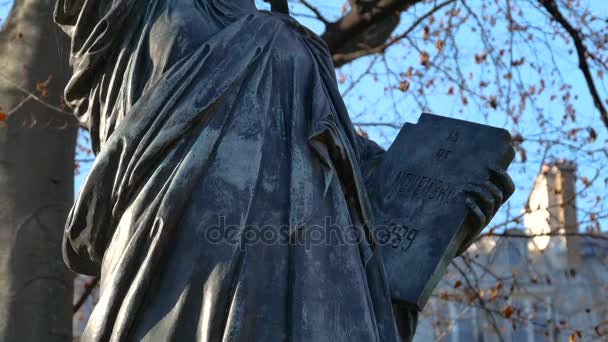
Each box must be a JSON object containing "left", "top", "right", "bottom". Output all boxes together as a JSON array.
[{"left": 2, "top": 0, "right": 607, "bottom": 233}]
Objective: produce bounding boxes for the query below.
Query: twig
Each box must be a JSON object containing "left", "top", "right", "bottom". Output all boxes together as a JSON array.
[
  {"left": 485, "top": 231, "right": 608, "bottom": 241},
  {"left": 73, "top": 276, "right": 100, "bottom": 314},
  {"left": 352, "top": 121, "right": 402, "bottom": 129},
  {"left": 539, "top": 0, "right": 608, "bottom": 131},
  {"left": 0, "top": 71, "right": 73, "bottom": 117},
  {"left": 342, "top": 55, "right": 379, "bottom": 97},
  {"left": 331, "top": 0, "right": 456, "bottom": 65},
  {"left": 452, "top": 261, "right": 505, "bottom": 342},
  {"left": 298, "top": 0, "right": 330, "bottom": 25}
]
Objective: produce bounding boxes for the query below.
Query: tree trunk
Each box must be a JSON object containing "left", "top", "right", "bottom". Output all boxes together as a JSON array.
[{"left": 0, "top": 0, "right": 77, "bottom": 341}]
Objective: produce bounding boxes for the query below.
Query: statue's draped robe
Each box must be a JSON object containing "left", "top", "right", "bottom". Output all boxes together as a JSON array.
[{"left": 55, "top": 0, "right": 417, "bottom": 340}]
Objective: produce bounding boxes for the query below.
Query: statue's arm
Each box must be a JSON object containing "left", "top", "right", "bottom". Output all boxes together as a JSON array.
[{"left": 356, "top": 135, "right": 385, "bottom": 179}]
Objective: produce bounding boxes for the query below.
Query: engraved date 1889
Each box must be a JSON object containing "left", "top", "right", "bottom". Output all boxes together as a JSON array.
[{"left": 375, "top": 223, "right": 419, "bottom": 252}]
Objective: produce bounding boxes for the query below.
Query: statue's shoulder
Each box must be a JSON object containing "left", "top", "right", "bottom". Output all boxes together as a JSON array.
[
  {"left": 250, "top": 11, "right": 331, "bottom": 56},
  {"left": 247, "top": 11, "right": 321, "bottom": 40}
]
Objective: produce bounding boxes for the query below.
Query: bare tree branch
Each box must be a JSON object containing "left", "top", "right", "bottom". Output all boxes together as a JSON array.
[
  {"left": 298, "top": 0, "right": 330, "bottom": 25},
  {"left": 321, "top": 0, "right": 424, "bottom": 66},
  {"left": 0, "top": 71, "right": 74, "bottom": 118},
  {"left": 540, "top": 0, "right": 608, "bottom": 131},
  {"left": 485, "top": 231, "right": 608, "bottom": 241},
  {"left": 332, "top": 0, "right": 456, "bottom": 66},
  {"left": 352, "top": 121, "right": 402, "bottom": 129},
  {"left": 73, "top": 276, "right": 100, "bottom": 314}
]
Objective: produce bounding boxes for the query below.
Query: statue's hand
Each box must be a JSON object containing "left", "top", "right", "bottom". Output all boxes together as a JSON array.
[{"left": 457, "top": 166, "right": 515, "bottom": 255}]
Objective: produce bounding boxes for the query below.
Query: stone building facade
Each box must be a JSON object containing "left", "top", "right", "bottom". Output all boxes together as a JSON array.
[{"left": 413, "top": 161, "right": 608, "bottom": 341}]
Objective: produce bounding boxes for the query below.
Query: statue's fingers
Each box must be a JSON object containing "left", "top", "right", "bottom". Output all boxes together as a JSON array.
[
  {"left": 459, "top": 197, "right": 487, "bottom": 255},
  {"left": 483, "top": 180, "right": 503, "bottom": 215},
  {"left": 489, "top": 166, "right": 515, "bottom": 200},
  {"left": 464, "top": 184, "right": 495, "bottom": 220},
  {"left": 465, "top": 197, "right": 487, "bottom": 228}
]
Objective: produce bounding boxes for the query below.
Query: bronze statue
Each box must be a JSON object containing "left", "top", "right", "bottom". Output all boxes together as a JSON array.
[{"left": 55, "top": 0, "right": 513, "bottom": 341}]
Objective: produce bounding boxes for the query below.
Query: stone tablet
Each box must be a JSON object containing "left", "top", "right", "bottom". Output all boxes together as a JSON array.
[{"left": 366, "top": 113, "right": 514, "bottom": 310}]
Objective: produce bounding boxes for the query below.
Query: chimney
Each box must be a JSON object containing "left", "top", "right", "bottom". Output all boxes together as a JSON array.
[
  {"left": 552, "top": 160, "right": 580, "bottom": 268},
  {"left": 524, "top": 160, "right": 579, "bottom": 267}
]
